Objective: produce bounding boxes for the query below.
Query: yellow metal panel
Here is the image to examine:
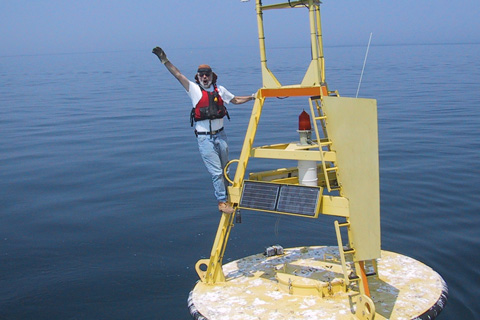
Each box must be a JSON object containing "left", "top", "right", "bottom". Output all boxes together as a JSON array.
[
  {"left": 321, "top": 96, "right": 380, "bottom": 261},
  {"left": 261, "top": 65, "right": 282, "bottom": 88},
  {"left": 320, "top": 195, "right": 350, "bottom": 217},
  {"left": 301, "top": 60, "right": 321, "bottom": 87}
]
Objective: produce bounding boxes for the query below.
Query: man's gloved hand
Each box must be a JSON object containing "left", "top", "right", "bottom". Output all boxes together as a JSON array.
[{"left": 152, "top": 47, "right": 169, "bottom": 64}]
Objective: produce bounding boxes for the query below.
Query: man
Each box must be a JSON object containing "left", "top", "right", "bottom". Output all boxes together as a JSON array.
[{"left": 152, "top": 47, "right": 255, "bottom": 214}]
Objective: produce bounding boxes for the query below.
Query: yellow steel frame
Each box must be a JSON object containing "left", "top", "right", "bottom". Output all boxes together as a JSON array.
[
  {"left": 195, "top": 211, "right": 235, "bottom": 283},
  {"left": 256, "top": 0, "right": 326, "bottom": 88},
  {"left": 195, "top": 3, "right": 381, "bottom": 318}
]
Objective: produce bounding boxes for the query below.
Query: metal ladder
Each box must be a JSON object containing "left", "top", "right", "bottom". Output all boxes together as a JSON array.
[
  {"left": 334, "top": 220, "right": 378, "bottom": 293},
  {"left": 334, "top": 220, "right": 358, "bottom": 288},
  {"left": 308, "top": 96, "right": 340, "bottom": 193},
  {"left": 335, "top": 220, "right": 378, "bottom": 319}
]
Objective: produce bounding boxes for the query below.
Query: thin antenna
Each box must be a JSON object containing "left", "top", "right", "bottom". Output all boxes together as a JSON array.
[{"left": 356, "top": 32, "right": 373, "bottom": 98}]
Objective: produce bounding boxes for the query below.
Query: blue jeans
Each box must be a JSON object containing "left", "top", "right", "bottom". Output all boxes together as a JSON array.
[{"left": 197, "top": 130, "right": 229, "bottom": 202}]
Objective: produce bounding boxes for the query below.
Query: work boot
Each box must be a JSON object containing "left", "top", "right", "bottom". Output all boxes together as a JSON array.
[{"left": 218, "top": 202, "right": 235, "bottom": 214}]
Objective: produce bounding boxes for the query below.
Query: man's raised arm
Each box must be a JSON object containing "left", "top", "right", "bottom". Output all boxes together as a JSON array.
[{"left": 152, "top": 47, "right": 190, "bottom": 91}]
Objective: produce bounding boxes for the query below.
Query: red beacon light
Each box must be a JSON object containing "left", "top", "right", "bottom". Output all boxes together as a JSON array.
[
  {"left": 299, "top": 110, "right": 312, "bottom": 131},
  {"left": 298, "top": 110, "right": 312, "bottom": 145},
  {"left": 297, "top": 110, "right": 317, "bottom": 185}
]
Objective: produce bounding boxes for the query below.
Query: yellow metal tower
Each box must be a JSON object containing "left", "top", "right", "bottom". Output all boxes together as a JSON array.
[
  {"left": 195, "top": 0, "right": 380, "bottom": 317},
  {"left": 190, "top": 2, "right": 447, "bottom": 320}
]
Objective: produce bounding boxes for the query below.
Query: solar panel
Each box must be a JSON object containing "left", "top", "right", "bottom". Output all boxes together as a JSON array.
[
  {"left": 239, "top": 181, "right": 321, "bottom": 217},
  {"left": 277, "top": 185, "right": 319, "bottom": 216},
  {"left": 240, "top": 181, "right": 280, "bottom": 211}
]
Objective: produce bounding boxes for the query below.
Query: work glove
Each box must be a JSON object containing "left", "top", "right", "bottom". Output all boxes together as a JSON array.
[{"left": 152, "top": 47, "right": 169, "bottom": 64}]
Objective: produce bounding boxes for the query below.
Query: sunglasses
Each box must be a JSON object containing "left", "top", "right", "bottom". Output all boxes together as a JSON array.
[{"left": 199, "top": 71, "right": 212, "bottom": 77}]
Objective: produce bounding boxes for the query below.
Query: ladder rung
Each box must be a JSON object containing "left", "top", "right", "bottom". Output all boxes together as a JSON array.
[
  {"left": 326, "top": 167, "right": 338, "bottom": 172},
  {"left": 338, "top": 222, "right": 350, "bottom": 228},
  {"left": 314, "top": 116, "right": 327, "bottom": 120},
  {"left": 343, "top": 247, "right": 355, "bottom": 254},
  {"left": 348, "top": 274, "right": 360, "bottom": 281},
  {"left": 366, "top": 272, "right": 377, "bottom": 277},
  {"left": 327, "top": 180, "right": 340, "bottom": 189},
  {"left": 329, "top": 180, "right": 339, "bottom": 188}
]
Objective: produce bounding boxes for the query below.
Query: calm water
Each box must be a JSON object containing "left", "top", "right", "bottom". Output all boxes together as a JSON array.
[{"left": 1, "top": 44, "right": 479, "bottom": 319}]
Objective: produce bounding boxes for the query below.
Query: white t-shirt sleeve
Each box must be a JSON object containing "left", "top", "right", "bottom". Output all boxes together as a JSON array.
[
  {"left": 218, "top": 85, "right": 235, "bottom": 104},
  {"left": 186, "top": 81, "right": 202, "bottom": 107}
]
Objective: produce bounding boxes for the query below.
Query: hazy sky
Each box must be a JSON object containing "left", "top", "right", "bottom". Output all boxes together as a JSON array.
[{"left": 1, "top": 0, "right": 479, "bottom": 56}]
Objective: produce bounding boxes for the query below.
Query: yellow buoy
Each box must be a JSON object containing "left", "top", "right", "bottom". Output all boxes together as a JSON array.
[
  {"left": 189, "top": 246, "right": 447, "bottom": 320},
  {"left": 188, "top": 1, "right": 448, "bottom": 319}
]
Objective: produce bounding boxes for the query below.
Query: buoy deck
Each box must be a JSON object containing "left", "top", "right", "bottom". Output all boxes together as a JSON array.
[{"left": 189, "top": 246, "right": 447, "bottom": 320}]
